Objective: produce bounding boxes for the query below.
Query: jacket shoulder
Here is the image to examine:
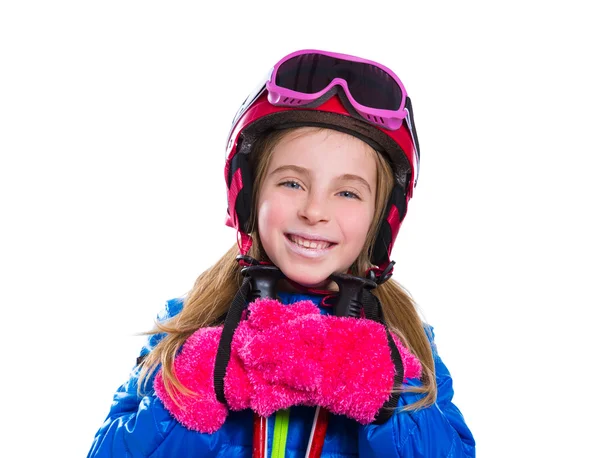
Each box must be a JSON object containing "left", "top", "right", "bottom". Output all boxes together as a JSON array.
[
  {"left": 141, "top": 297, "right": 185, "bottom": 356},
  {"left": 159, "top": 296, "right": 185, "bottom": 320}
]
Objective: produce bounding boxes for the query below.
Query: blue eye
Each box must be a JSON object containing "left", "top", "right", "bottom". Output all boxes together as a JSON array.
[
  {"left": 338, "top": 191, "right": 360, "bottom": 200},
  {"left": 280, "top": 180, "right": 302, "bottom": 190}
]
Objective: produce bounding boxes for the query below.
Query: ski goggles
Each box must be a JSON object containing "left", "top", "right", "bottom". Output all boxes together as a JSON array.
[{"left": 266, "top": 49, "right": 409, "bottom": 130}]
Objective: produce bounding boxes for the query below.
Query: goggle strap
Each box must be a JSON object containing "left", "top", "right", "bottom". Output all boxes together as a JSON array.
[{"left": 405, "top": 97, "right": 421, "bottom": 185}]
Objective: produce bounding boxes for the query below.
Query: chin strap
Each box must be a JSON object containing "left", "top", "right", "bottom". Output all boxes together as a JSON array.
[{"left": 367, "top": 260, "right": 396, "bottom": 286}]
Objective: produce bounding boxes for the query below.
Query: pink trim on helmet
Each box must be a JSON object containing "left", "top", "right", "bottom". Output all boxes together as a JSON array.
[
  {"left": 226, "top": 167, "right": 244, "bottom": 230},
  {"left": 237, "top": 230, "right": 252, "bottom": 256},
  {"left": 386, "top": 204, "right": 402, "bottom": 259}
]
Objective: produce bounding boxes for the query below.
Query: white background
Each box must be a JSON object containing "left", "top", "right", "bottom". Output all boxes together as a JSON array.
[{"left": 1, "top": 1, "right": 598, "bottom": 457}]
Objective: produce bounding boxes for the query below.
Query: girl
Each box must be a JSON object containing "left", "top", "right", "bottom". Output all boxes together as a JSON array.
[{"left": 87, "top": 49, "right": 475, "bottom": 457}]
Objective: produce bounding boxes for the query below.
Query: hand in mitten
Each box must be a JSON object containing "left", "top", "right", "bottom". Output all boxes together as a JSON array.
[
  {"left": 154, "top": 326, "right": 229, "bottom": 433},
  {"left": 228, "top": 298, "right": 422, "bottom": 423}
]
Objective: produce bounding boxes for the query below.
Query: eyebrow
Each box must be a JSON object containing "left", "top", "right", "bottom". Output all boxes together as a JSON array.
[{"left": 270, "top": 165, "right": 372, "bottom": 193}]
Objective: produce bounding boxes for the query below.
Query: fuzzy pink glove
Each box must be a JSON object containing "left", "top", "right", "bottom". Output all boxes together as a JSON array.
[{"left": 154, "top": 298, "right": 421, "bottom": 433}]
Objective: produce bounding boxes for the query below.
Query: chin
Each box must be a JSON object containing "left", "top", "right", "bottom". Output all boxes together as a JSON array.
[
  {"left": 282, "top": 268, "right": 331, "bottom": 289},
  {"left": 292, "top": 276, "right": 329, "bottom": 288}
]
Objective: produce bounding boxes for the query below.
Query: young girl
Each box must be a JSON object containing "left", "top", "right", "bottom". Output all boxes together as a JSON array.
[{"left": 87, "top": 49, "right": 475, "bottom": 457}]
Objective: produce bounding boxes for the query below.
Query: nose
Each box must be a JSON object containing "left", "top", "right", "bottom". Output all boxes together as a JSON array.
[{"left": 298, "top": 191, "right": 330, "bottom": 224}]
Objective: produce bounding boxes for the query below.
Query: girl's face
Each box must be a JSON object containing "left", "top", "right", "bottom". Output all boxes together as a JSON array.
[{"left": 257, "top": 127, "right": 377, "bottom": 288}]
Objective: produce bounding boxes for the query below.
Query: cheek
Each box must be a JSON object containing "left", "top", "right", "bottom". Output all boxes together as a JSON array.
[
  {"left": 258, "top": 197, "right": 288, "bottom": 236},
  {"left": 338, "top": 205, "right": 374, "bottom": 240}
]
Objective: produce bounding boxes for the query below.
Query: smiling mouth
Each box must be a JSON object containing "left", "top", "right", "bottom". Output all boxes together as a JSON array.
[{"left": 285, "top": 234, "right": 336, "bottom": 250}]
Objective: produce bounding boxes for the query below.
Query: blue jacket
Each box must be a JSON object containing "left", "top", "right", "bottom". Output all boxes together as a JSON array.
[{"left": 88, "top": 293, "right": 475, "bottom": 457}]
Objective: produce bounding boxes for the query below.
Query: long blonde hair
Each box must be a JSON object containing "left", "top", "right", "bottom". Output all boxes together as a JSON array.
[{"left": 139, "top": 127, "right": 436, "bottom": 410}]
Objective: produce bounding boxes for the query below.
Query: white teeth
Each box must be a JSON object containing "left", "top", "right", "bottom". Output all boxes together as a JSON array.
[{"left": 290, "top": 235, "right": 331, "bottom": 250}]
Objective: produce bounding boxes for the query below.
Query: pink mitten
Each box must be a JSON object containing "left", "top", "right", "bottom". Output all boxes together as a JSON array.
[{"left": 154, "top": 326, "right": 228, "bottom": 433}]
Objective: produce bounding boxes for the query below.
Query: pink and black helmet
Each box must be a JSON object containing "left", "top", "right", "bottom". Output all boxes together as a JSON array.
[{"left": 223, "top": 49, "right": 421, "bottom": 281}]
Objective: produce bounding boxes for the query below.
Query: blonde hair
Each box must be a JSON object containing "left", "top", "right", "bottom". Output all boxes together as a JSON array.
[{"left": 139, "top": 127, "right": 436, "bottom": 410}]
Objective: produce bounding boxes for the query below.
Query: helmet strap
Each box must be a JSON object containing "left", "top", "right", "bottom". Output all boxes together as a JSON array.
[{"left": 236, "top": 230, "right": 253, "bottom": 256}]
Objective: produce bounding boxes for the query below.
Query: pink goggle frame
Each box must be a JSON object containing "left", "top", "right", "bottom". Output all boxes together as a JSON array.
[{"left": 265, "top": 49, "right": 409, "bottom": 131}]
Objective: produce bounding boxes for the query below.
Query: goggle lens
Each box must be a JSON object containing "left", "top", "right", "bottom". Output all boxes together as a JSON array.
[{"left": 275, "top": 53, "right": 403, "bottom": 110}]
